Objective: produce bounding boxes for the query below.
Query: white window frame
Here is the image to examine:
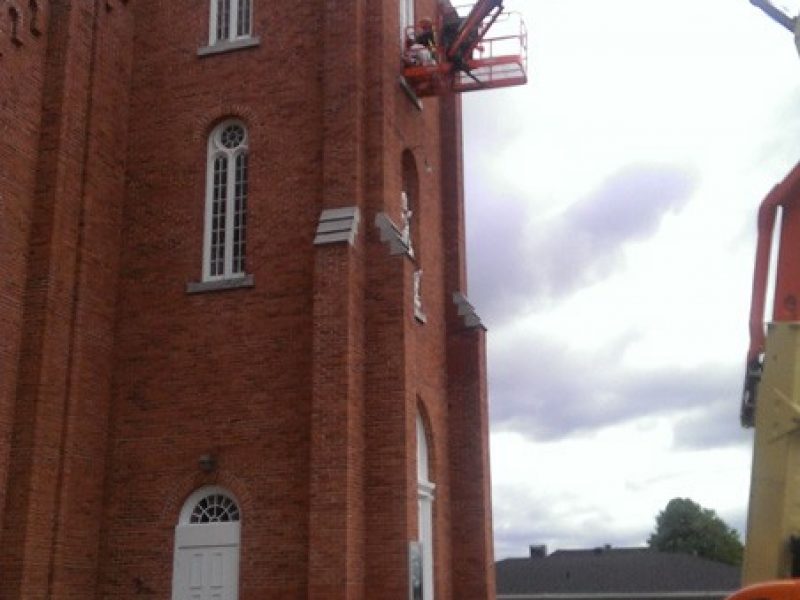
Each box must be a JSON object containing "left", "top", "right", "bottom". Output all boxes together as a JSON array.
[
  {"left": 203, "top": 120, "right": 249, "bottom": 282},
  {"left": 400, "top": 0, "right": 414, "bottom": 43},
  {"left": 209, "top": 0, "right": 253, "bottom": 45},
  {"left": 417, "top": 414, "right": 435, "bottom": 600}
]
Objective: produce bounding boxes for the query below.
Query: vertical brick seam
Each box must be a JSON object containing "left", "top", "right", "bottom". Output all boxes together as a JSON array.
[{"left": 1, "top": 2, "right": 99, "bottom": 596}]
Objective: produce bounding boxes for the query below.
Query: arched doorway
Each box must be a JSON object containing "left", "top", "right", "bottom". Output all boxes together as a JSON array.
[{"left": 172, "top": 486, "right": 241, "bottom": 600}]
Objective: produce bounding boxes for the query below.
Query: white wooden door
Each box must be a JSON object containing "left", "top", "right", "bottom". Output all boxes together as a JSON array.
[{"left": 173, "top": 522, "right": 240, "bottom": 600}]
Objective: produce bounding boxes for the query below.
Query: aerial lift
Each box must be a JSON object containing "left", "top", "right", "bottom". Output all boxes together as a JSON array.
[
  {"left": 723, "top": 4, "right": 800, "bottom": 599},
  {"left": 738, "top": 162, "right": 800, "bottom": 589},
  {"left": 401, "top": 0, "right": 528, "bottom": 97}
]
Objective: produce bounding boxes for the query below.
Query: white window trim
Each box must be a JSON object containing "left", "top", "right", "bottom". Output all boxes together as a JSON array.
[
  {"left": 400, "top": 0, "right": 414, "bottom": 44},
  {"left": 209, "top": 0, "right": 253, "bottom": 46},
  {"left": 203, "top": 120, "right": 249, "bottom": 283},
  {"left": 417, "top": 414, "right": 435, "bottom": 600}
]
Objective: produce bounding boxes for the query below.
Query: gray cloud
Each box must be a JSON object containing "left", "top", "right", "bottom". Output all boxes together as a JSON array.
[
  {"left": 672, "top": 398, "right": 753, "bottom": 450},
  {"left": 493, "top": 483, "right": 651, "bottom": 559},
  {"left": 467, "top": 164, "right": 699, "bottom": 325},
  {"left": 569, "top": 165, "right": 696, "bottom": 243},
  {"left": 465, "top": 178, "right": 531, "bottom": 319},
  {"left": 488, "top": 333, "right": 741, "bottom": 443}
]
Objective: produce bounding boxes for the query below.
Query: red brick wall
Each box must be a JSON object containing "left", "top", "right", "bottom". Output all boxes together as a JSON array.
[
  {"left": 0, "top": 0, "right": 49, "bottom": 534},
  {"left": 1, "top": 0, "right": 496, "bottom": 598},
  {"left": 0, "top": 2, "right": 135, "bottom": 599},
  {"left": 98, "top": 1, "right": 325, "bottom": 596}
]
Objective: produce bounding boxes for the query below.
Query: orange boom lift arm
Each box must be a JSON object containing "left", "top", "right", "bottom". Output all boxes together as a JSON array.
[
  {"left": 742, "top": 162, "right": 800, "bottom": 426},
  {"left": 444, "top": 0, "right": 504, "bottom": 62},
  {"left": 736, "top": 163, "right": 800, "bottom": 590},
  {"left": 707, "top": 6, "right": 800, "bottom": 600}
]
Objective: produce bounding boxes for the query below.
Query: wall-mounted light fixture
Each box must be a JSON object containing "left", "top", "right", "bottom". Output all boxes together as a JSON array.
[{"left": 198, "top": 454, "right": 216, "bottom": 473}]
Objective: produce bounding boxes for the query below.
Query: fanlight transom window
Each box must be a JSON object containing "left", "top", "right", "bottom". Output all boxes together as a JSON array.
[
  {"left": 189, "top": 493, "right": 241, "bottom": 524},
  {"left": 221, "top": 123, "right": 245, "bottom": 149}
]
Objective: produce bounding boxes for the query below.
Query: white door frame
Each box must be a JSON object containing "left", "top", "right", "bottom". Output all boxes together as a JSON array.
[{"left": 172, "top": 486, "right": 241, "bottom": 600}]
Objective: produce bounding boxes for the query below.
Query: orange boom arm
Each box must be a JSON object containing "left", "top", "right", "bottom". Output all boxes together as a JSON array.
[{"left": 742, "top": 162, "right": 800, "bottom": 426}]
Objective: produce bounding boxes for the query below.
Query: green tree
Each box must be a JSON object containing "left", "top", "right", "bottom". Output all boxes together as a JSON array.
[{"left": 647, "top": 498, "right": 743, "bottom": 566}]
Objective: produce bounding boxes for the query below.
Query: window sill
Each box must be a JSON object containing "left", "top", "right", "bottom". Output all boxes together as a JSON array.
[
  {"left": 186, "top": 274, "right": 254, "bottom": 294},
  {"left": 197, "top": 37, "right": 261, "bottom": 57}
]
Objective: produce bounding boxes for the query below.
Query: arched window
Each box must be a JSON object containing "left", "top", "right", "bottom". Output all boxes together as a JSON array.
[
  {"left": 204, "top": 120, "right": 249, "bottom": 281},
  {"left": 210, "top": 0, "right": 252, "bottom": 45},
  {"left": 403, "top": 150, "right": 425, "bottom": 321},
  {"left": 173, "top": 486, "right": 241, "bottom": 600},
  {"left": 28, "top": 0, "right": 40, "bottom": 36},
  {"left": 9, "top": 6, "right": 22, "bottom": 46},
  {"left": 401, "top": 149, "right": 419, "bottom": 256},
  {"left": 417, "top": 413, "right": 435, "bottom": 600}
]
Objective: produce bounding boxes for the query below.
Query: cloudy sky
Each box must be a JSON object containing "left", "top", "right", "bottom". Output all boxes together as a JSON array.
[{"left": 461, "top": 0, "right": 800, "bottom": 559}]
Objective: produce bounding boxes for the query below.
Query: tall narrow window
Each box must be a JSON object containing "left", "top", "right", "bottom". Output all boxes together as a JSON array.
[
  {"left": 401, "top": 149, "right": 420, "bottom": 257},
  {"left": 417, "top": 413, "right": 435, "bottom": 600},
  {"left": 400, "top": 0, "right": 414, "bottom": 43},
  {"left": 210, "top": 0, "right": 251, "bottom": 44},
  {"left": 9, "top": 6, "right": 22, "bottom": 46},
  {"left": 28, "top": 0, "right": 40, "bottom": 36},
  {"left": 216, "top": 0, "right": 230, "bottom": 42},
  {"left": 204, "top": 120, "right": 249, "bottom": 281},
  {"left": 402, "top": 150, "right": 425, "bottom": 321},
  {"left": 236, "top": 0, "right": 251, "bottom": 37}
]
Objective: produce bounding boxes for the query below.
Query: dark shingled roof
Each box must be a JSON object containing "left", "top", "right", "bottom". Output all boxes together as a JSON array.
[{"left": 496, "top": 547, "right": 741, "bottom": 596}]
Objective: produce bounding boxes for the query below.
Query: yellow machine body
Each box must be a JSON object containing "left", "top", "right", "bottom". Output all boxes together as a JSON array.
[{"left": 743, "top": 322, "right": 800, "bottom": 585}]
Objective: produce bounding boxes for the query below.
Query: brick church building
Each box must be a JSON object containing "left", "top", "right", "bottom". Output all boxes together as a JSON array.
[{"left": 0, "top": 0, "right": 497, "bottom": 598}]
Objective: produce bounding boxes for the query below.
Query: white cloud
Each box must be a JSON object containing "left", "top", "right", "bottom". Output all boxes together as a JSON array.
[
  {"left": 462, "top": 0, "right": 800, "bottom": 558},
  {"left": 490, "top": 420, "right": 752, "bottom": 559}
]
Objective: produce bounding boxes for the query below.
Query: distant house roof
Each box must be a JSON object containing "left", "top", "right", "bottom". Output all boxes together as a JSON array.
[{"left": 496, "top": 547, "right": 741, "bottom": 600}]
